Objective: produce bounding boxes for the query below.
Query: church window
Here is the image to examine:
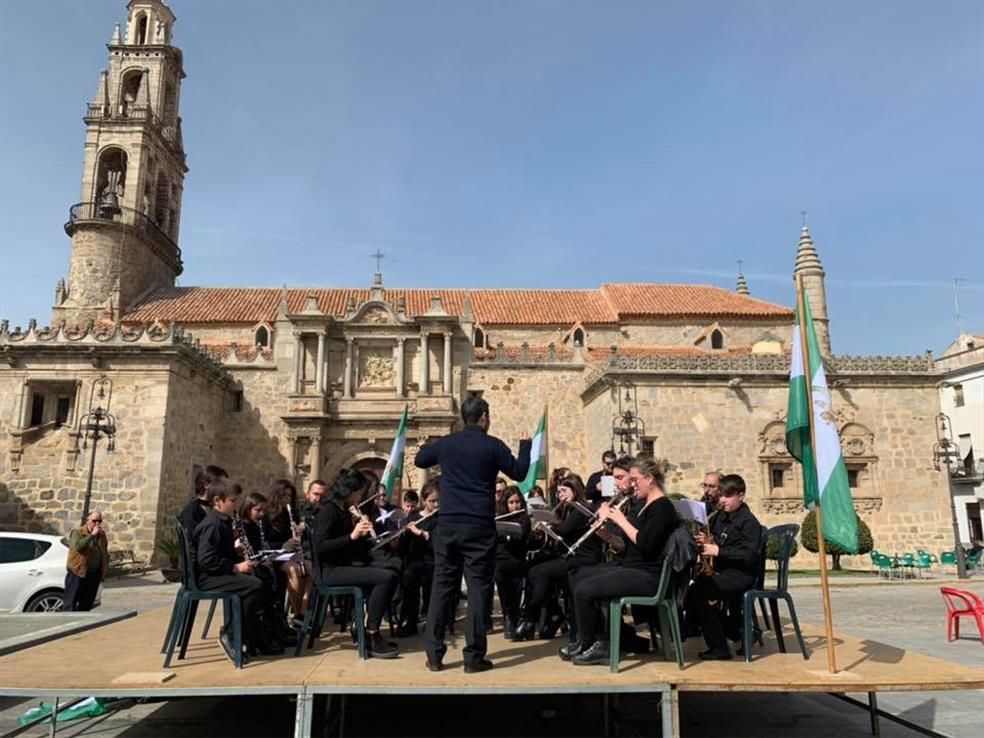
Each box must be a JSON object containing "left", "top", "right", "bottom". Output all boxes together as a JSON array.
[
  {"left": 573, "top": 327, "right": 585, "bottom": 347},
  {"left": 119, "top": 70, "right": 143, "bottom": 117},
  {"left": 953, "top": 384, "right": 965, "bottom": 408},
  {"left": 847, "top": 468, "right": 860, "bottom": 489},
  {"left": 134, "top": 13, "right": 148, "bottom": 45},
  {"left": 154, "top": 173, "right": 170, "bottom": 228},
  {"left": 229, "top": 390, "right": 244, "bottom": 413},
  {"left": 473, "top": 328, "right": 485, "bottom": 349},
  {"left": 769, "top": 464, "right": 786, "bottom": 490},
  {"left": 710, "top": 329, "right": 724, "bottom": 350},
  {"left": 29, "top": 395, "right": 45, "bottom": 427},
  {"left": 94, "top": 148, "right": 127, "bottom": 215},
  {"left": 25, "top": 382, "right": 77, "bottom": 429},
  {"left": 55, "top": 397, "right": 71, "bottom": 428},
  {"left": 640, "top": 437, "right": 656, "bottom": 458},
  {"left": 163, "top": 81, "right": 177, "bottom": 124},
  {"left": 255, "top": 325, "right": 270, "bottom": 348}
]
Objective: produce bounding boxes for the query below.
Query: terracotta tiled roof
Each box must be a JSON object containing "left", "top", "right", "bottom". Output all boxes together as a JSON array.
[
  {"left": 600, "top": 284, "right": 790, "bottom": 319},
  {"left": 123, "top": 284, "right": 792, "bottom": 325}
]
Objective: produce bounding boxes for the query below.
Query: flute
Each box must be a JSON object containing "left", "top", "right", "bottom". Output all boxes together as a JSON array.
[
  {"left": 564, "top": 492, "right": 632, "bottom": 558},
  {"left": 371, "top": 509, "right": 438, "bottom": 550}
]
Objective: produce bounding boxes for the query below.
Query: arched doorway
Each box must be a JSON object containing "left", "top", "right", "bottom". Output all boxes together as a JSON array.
[{"left": 351, "top": 456, "right": 386, "bottom": 479}]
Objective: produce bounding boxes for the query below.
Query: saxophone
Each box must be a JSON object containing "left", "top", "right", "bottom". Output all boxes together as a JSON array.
[{"left": 695, "top": 509, "right": 719, "bottom": 577}]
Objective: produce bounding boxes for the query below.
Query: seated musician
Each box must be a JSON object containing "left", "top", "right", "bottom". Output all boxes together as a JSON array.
[
  {"left": 193, "top": 479, "right": 283, "bottom": 662},
  {"left": 495, "top": 487, "right": 531, "bottom": 639},
  {"left": 265, "top": 479, "right": 311, "bottom": 624},
  {"left": 565, "top": 457, "right": 677, "bottom": 666},
  {"left": 515, "top": 473, "right": 601, "bottom": 641},
  {"left": 401, "top": 489, "right": 420, "bottom": 517},
  {"left": 397, "top": 481, "right": 439, "bottom": 636},
  {"left": 313, "top": 469, "right": 400, "bottom": 658},
  {"left": 366, "top": 473, "right": 404, "bottom": 575},
  {"left": 690, "top": 473, "right": 761, "bottom": 660},
  {"left": 234, "top": 490, "right": 298, "bottom": 646}
]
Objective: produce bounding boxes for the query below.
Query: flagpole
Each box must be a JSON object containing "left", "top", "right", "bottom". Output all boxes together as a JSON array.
[
  {"left": 796, "top": 274, "right": 838, "bottom": 674},
  {"left": 542, "top": 403, "right": 550, "bottom": 498}
]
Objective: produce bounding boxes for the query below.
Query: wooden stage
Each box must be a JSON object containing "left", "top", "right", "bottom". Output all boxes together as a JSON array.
[{"left": 0, "top": 608, "right": 980, "bottom": 737}]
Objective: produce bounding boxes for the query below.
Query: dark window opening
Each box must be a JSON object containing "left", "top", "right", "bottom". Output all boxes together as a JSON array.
[
  {"left": 230, "top": 390, "right": 243, "bottom": 413},
  {"left": 474, "top": 328, "right": 485, "bottom": 349},
  {"left": 711, "top": 329, "right": 724, "bottom": 350},
  {"left": 641, "top": 438, "right": 655, "bottom": 457},
  {"left": 573, "top": 328, "right": 585, "bottom": 347},
  {"left": 847, "top": 469, "right": 860, "bottom": 488},
  {"left": 770, "top": 466, "right": 785, "bottom": 489},
  {"left": 30, "top": 394, "right": 45, "bottom": 426},
  {"left": 255, "top": 326, "right": 270, "bottom": 347},
  {"left": 954, "top": 384, "right": 965, "bottom": 408},
  {"left": 135, "top": 13, "right": 148, "bottom": 45},
  {"left": 55, "top": 397, "right": 71, "bottom": 427}
]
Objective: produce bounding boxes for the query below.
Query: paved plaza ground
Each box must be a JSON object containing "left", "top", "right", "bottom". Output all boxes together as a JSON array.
[{"left": 0, "top": 573, "right": 981, "bottom": 737}]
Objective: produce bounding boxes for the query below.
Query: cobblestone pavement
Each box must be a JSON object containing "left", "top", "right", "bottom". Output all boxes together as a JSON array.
[{"left": 0, "top": 575, "right": 981, "bottom": 737}]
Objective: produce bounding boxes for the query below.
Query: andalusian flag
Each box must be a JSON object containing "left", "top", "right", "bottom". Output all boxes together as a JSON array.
[
  {"left": 380, "top": 405, "right": 408, "bottom": 502},
  {"left": 785, "top": 291, "right": 858, "bottom": 553},
  {"left": 519, "top": 408, "right": 547, "bottom": 496}
]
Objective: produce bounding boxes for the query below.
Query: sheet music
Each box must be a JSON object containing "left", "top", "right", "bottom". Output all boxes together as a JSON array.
[
  {"left": 600, "top": 476, "right": 616, "bottom": 497},
  {"left": 674, "top": 498, "right": 708, "bottom": 525}
]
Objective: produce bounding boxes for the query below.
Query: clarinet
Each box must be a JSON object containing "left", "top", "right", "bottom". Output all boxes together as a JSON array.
[
  {"left": 258, "top": 518, "right": 271, "bottom": 552},
  {"left": 565, "top": 492, "right": 632, "bottom": 558},
  {"left": 286, "top": 503, "right": 301, "bottom": 540},
  {"left": 232, "top": 513, "right": 259, "bottom": 562}
]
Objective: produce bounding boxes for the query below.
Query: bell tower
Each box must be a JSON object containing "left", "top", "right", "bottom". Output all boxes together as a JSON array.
[{"left": 54, "top": 0, "right": 187, "bottom": 325}]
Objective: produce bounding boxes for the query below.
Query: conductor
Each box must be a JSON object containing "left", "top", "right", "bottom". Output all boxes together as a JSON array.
[{"left": 415, "top": 397, "right": 531, "bottom": 673}]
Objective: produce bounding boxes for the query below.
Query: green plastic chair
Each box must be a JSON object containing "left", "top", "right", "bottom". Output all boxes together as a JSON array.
[
  {"left": 966, "top": 550, "right": 983, "bottom": 572},
  {"left": 872, "top": 553, "right": 897, "bottom": 579},
  {"left": 900, "top": 553, "right": 921, "bottom": 578},
  {"left": 941, "top": 551, "right": 958, "bottom": 571},
  {"left": 608, "top": 558, "right": 682, "bottom": 672}
]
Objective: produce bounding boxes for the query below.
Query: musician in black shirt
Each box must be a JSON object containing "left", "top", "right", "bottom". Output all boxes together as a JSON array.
[
  {"left": 514, "top": 474, "right": 601, "bottom": 641},
  {"left": 398, "top": 481, "right": 440, "bottom": 636},
  {"left": 192, "top": 479, "right": 282, "bottom": 662},
  {"left": 178, "top": 465, "right": 227, "bottom": 539},
  {"left": 494, "top": 487, "right": 531, "bottom": 639},
  {"left": 691, "top": 473, "right": 761, "bottom": 660},
  {"left": 566, "top": 457, "right": 677, "bottom": 666},
  {"left": 313, "top": 469, "right": 400, "bottom": 659}
]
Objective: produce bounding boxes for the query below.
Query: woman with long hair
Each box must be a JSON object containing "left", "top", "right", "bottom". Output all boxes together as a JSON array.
[
  {"left": 312, "top": 469, "right": 400, "bottom": 658},
  {"left": 266, "top": 478, "right": 311, "bottom": 622},
  {"left": 514, "top": 473, "right": 602, "bottom": 641},
  {"left": 565, "top": 456, "right": 678, "bottom": 665},
  {"left": 495, "top": 486, "right": 530, "bottom": 639}
]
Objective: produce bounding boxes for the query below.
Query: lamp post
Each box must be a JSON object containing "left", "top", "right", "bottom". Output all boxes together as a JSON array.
[
  {"left": 78, "top": 376, "right": 117, "bottom": 523},
  {"left": 932, "top": 413, "right": 968, "bottom": 579},
  {"left": 611, "top": 380, "right": 646, "bottom": 457}
]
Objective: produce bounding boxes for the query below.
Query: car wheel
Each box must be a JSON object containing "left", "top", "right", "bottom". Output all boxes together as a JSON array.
[{"left": 24, "top": 591, "right": 65, "bottom": 613}]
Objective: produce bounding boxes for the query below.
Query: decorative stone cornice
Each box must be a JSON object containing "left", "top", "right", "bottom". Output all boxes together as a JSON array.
[
  {"left": 0, "top": 318, "right": 232, "bottom": 384},
  {"left": 761, "top": 496, "right": 882, "bottom": 516},
  {"left": 471, "top": 342, "right": 585, "bottom": 369}
]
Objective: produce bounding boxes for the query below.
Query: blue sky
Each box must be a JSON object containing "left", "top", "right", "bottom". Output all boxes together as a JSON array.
[{"left": 1, "top": 0, "right": 981, "bottom": 355}]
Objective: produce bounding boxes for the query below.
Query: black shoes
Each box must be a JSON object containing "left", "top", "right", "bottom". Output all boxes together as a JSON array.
[
  {"left": 698, "top": 646, "right": 733, "bottom": 661},
  {"left": 425, "top": 658, "right": 443, "bottom": 672},
  {"left": 559, "top": 641, "right": 587, "bottom": 662},
  {"left": 539, "top": 613, "right": 567, "bottom": 640},
  {"left": 513, "top": 620, "right": 535, "bottom": 641},
  {"left": 464, "top": 658, "right": 494, "bottom": 673},
  {"left": 503, "top": 617, "right": 517, "bottom": 640},
  {"left": 571, "top": 640, "right": 610, "bottom": 666},
  {"left": 368, "top": 631, "right": 399, "bottom": 659},
  {"left": 218, "top": 629, "right": 238, "bottom": 664},
  {"left": 397, "top": 623, "right": 419, "bottom": 638}
]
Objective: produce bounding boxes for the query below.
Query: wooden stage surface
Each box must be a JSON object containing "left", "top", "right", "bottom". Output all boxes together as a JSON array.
[{"left": 0, "top": 607, "right": 980, "bottom": 698}]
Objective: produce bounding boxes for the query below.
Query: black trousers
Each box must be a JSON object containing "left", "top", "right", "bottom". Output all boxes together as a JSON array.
[
  {"left": 493, "top": 558, "right": 526, "bottom": 622},
  {"left": 426, "top": 522, "right": 496, "bottom": 666},
  {"left": 63, "top": 570, "right": 101, "bottom": 611},
  {"left": 689, "top": 569, "right": 755, "bottom": 649},
  {"left": 400, "top": 558, "right": 433, "bottom": 628},
  {"left": 198, "top": 573, "right": 266, "bottom": 640},
  {"left": 522, "top": 555, "right": 591, "bottom": 621},
  {"left": 572, "top": 564, "right": 660, "bottom": 644},
  {"left": 320, "top": 565, "right": 399, "bottom": 631}
]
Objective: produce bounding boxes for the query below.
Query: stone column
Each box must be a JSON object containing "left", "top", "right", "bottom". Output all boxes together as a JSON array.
[
  {"left": 443, "top": 331, "right": 453, "bottom": 395},
  {"left": 293, "top": 333, "right": 303, "bottom": 394},
  {"left": 419, "top": 332, "right": 430, "bottom": 395},
  {"left": 343, "top": 338, "right": 354, "bottom": 398},
  {"left": 315, "top": 332, "right": 326, "bottom": 394},
  {"left": 287, "top": 435, "right": 298, "bottom": 480},
  {"left": 395, "top": 338, "right": 405, "bottom": 398},
  {"left": 309, "top": 434, "right": 323, "bottom": 480}
]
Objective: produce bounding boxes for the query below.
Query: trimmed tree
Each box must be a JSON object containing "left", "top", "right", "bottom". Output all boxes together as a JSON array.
[
  {"left": 766, "top": 532, "right": 798, "bottom": 562},
  {"left": 801, "top": 510, "right": 873, "bottom": 571}
]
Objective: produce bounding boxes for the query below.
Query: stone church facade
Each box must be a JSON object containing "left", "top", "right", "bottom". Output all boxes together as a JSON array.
[{"left": 0, "top": 0, "right": 954, "bottom": 566}]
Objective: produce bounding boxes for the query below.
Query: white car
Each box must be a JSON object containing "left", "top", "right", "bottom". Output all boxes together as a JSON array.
[{"left": 0, "top": 532, "right": 101, "bottom": 612}]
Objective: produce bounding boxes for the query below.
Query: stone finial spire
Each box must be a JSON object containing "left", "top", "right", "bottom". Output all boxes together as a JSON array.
[
  {"left": 110, "top": 23, "right": 121, "bottom": 45},
  {"left": 736, "top": 259, "right": 750, "bottom": 296},
  {"left": 276, "top": 285, "right": 289, "bottom": 320},
  {"left": 794, "top": 225, "right": 824, "bottom": 277},
  {"left": 792, "top": 223, "right": 832, "bottom": 356}
]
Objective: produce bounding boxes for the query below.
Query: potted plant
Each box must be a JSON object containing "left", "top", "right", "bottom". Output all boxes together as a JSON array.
[{"left": 155, "top": 528, "right": 182, "bottom": 583}]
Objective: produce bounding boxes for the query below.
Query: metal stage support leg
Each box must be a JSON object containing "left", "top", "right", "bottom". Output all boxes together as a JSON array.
[
  {"left": 868, "top": 692, "right": 881, "bottom": 737},
  {"left": 294, "top": 690, "right": 312, "bottom": 738},
  {"left": 48, "top": 696, "right": 59, "bottom": 738},
  {"left": 603, "top": 693, "right": 610, "bottom": 738},
  {"left": 660, "top": 686, "right": 680, "bottom": 738}
]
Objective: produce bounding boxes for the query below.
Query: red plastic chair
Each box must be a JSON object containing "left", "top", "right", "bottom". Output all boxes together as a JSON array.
[{"left": 939, "top": 587, "right": 984, "bottom": 644}]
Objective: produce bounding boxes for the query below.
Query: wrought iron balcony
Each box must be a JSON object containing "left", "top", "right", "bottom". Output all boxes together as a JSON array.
[
  {"left": 84, "top": 103, "right": 182, "bottom": 148},
  {"left": 64, "top": 202, "right": 182, "bottom": 266}
]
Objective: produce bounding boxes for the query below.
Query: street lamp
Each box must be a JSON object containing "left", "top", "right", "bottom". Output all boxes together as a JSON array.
[
  {"left": 932, "top": 412, "right": 968, "bottom": 579},
  {"left": 611, "top": 380, "right": 646, "bottom": 457},
  {"left": 78, "top": 376, "right": 118, "bottom": 523}
]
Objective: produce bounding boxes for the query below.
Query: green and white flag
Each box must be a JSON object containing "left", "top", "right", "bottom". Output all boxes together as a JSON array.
[
  {"left": 380, "top": 405, "right": 409, "bottom": 502},
  {"left": 519, "top": 409, "right": 547, "bottom": 496},
  {"left": 785, "top": 291, "right": 858, "bottom": 553}
]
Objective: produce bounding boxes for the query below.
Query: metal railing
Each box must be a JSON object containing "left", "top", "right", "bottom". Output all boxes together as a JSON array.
[{"left": 65, "top": 202, "right": 182, "bottom": 263}]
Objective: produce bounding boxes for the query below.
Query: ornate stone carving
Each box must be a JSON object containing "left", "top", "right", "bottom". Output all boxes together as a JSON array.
[
  {"left": 840, "top": 422, "right": 874, "bottom": 457},
  {"left": 362, "top": 307, "right": 390, "bottom": 324},
  {"left": 761, "top": 496, "right": 882, "bottom": 516},
  {"left": 359, "top": 349, "right": 395, "bottom": 387},
  {"left": 758, "top": 420, "right": 789, "bottom": 457}
]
